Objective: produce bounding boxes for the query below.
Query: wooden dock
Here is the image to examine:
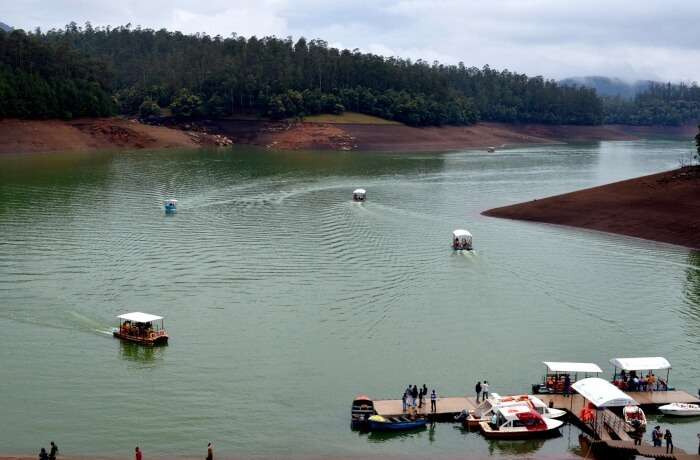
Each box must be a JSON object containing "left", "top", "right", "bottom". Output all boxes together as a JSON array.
[{"left": 373, "top": 396, "right": 476, "bottom": 421}]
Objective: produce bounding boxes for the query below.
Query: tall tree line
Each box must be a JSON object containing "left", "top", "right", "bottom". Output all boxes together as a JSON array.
[{"left": 2, "top": 23, "right": 697, "bottom": 127}]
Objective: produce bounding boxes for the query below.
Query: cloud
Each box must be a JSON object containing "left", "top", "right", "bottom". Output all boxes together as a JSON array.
[{"left": 4, "top": 0, "right": 700, "bottom": 81}]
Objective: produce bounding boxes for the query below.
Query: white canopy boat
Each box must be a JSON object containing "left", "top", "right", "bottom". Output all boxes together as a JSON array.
[
  {"left": 164, "top": 199, "right": 178, "bottom": 213},
  {"left": 658, "top": 403, "right": 700, "bottom": 417},
  {"left": 452, "top": 229, "right": 473, "bottom": 250},
  {"left": 352, "top": 188, "right": 366, "bottom": 202},
  {"left": 610, "top": 356, "right": 672, "bottom": 391},
  {"left": 533, "top": 361, "right": 603, "bottom": 395}
]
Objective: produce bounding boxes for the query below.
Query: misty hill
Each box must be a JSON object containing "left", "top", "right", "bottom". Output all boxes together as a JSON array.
[
  {"left": 0, "top": 22, "right": 12, "bottom": 32},
  {"left": 561, "top": 76, "right": 653, "bottom": 99}
]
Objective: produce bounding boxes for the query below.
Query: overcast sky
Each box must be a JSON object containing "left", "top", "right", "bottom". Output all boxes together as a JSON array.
[{"left": 4, "top": 0, "right": 700, "bottom": 82}]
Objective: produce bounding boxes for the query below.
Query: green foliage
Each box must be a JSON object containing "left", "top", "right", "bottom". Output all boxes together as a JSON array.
[
  {"left": 695, "top": 124, "right": 700, "bottom": 163},
  {"left": 33, "top": 24, "right": 604, "bottom": 126},
  {"left": 0, "top": 29, "right": 113, "bottom": 119},
  {"left": 603, "top": 82, "right": 700, "bottom": 126},
  {"left": 169, "top": 89, "right": 203, "bottom": 118},
  {"left": 138, "top": 98, "right": 161, "bottom": 118}
]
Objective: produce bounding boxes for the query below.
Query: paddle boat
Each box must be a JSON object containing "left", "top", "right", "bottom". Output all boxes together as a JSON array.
[
  {"left": 658, "top": 403, "right": 700, "bottom": 417},
  {"left": 479, "top": 404, "right": 563, "bottom": 439},
  {"left": 367, "top": 414, "right": 427, "bottom": 432},
  {"left": 452, "top": 229, "right": 473, "bottom": 250},
  {"left": 352, "top": 188, "right": 366, "bottom": 202},
  {"left": 351, "top": 395, "right": 376, "bottom": 429},
  {"left": 113, "top": 312, "right": 168, "bottom": 346},
  {"left": 532, "top": 361, "right": 603, "bottom": 395},
  {"left": 164, "top": 199, "right": 178, "bottom": 213},
  {"left": 623, "top": 405, "right": 647, "bottom": 427}
]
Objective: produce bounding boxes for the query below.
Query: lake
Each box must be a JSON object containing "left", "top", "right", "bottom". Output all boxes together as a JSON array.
[{"left": 0, "top": 140, "right": 698, "bottom": 458}]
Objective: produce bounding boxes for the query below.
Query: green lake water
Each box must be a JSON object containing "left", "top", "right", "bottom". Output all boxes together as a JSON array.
[{"left": 0, "top": 141, "right": 698, "bottom": 458}]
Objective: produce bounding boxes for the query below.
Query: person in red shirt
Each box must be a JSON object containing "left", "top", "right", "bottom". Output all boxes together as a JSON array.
[{"left": 135, "top": 447, "right": 142, "bottom": 460}]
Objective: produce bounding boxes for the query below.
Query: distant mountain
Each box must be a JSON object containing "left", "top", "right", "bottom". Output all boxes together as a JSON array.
[
  {"left": 0, "top": 21, "right": 12, "bottom": 32},
  {"left": 560, "top": 76, "right": 653, "bottom": 99}
]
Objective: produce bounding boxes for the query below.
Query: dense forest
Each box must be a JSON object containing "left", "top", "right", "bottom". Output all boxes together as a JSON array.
[
  {"left": 0, "top": 23, "right": 698, "bottom": 127},
  {"left": 602, "top": 82, "right": 700, "bottom": 125}
]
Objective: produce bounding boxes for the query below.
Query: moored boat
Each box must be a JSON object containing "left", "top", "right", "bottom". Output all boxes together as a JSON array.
[
  {"left": 113, "top": 312, "right": 169, "bottom": 346},
  {"left": 462, "top": 393, "right": 565, "bottom": 428},
  {"left": 658, "top": 403, "right": 700, "bottom": 417},
  {"left": 367, "top": 415, "right": 427, "bottom": 432},
  {"left": 623, "top": 405, "right": 647, "bottom": 427},
  {"left": 479, "top": 404, "right": 563, "bottom": 439},
  {"left": 351, "top": 395, "right": 376, "bottom": 429}
]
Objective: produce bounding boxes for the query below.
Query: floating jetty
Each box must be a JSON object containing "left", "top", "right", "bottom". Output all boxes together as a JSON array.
[{"left": 373, "top": 389, "right": 700, "bottom": 459}]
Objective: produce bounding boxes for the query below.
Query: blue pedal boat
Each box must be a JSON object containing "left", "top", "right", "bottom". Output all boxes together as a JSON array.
[{"left": 367, "top": 415, "right": 428, "bottom": 432}]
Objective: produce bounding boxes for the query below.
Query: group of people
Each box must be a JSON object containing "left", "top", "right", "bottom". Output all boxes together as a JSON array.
[
  {"left": 38, "top": 442, "right": 58, "bottom": 460},
  {"left": 120, "top": 320, "right": 154, "bottom": 338},
  {"left": 612, "top": 370, "right": 667, "bottom": 392},
  {"left": 401, "top": 384, "right": 438, "bottom": 413},
  {"left": 649, "top": 426, "right": 675, "bottom": 453},
  {"left": 544, "top": 374, "right": 572, "bottom": 395},
  {"left": 474, "top": 381, "right": 490, "bottom": 403}
]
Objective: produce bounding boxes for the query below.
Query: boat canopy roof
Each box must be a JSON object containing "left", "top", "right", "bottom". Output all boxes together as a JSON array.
[
  {"left": 353, "top": 188, "right": 366, "bottom": 195},
  {"left": 496, "top": 404, "right": 535, "bottom": 420},
  {"left": 164, "top": 199, "right": 178, "bottom": 204},
  {"left": 544, "top": 361, "right": 603, "bottom": 374},
  {"left": 571, "top": 377, "right": 638, "bottom": 408},
  {"left": 610, "top": 357, "right": 671, "bottom": 371},
  {"left": 353, "top": 394, "right": 373, "bottom": 403},
  {"left": 452, "top": 229, "right": 472, "bottom": 238},
  {"left": 118, "top": 312, "right": 163, "bottom": 323}
]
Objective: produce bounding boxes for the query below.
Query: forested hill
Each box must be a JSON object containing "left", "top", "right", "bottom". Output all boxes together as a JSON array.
[
  {"left": 1, "top": 23, "right": 602, "bottom": 125},
  {"left": 0, "top": 23, "right": 698, "bottom": 127}
]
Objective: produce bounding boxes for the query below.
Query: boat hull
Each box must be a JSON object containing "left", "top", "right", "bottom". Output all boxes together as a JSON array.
[
  {"left": 113, "top": 331, "right": 168, "bottom": 346},
  {"left": 658, "top": 404, "right": 700, "bottom": 417},
  {"left": 479, "top": 421, "right": 562, "bottom": 440},
  {"left": 368, "top": 419, "right": 427, "bottom": 432}
]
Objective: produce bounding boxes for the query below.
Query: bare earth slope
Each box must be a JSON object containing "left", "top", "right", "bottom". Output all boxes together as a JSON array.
[
  {"left": 0, "top": 118, "right": 201, "bottom": 154},
  {"left": 483, "top": 167, "right": 700, "bottom": 250}
]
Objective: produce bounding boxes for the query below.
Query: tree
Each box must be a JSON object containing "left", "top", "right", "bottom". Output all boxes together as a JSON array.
[
  {"left": 138, "top": 98, "right": 161, "bottom": 118},
  {"left": 170, "top": 89, "right": 203, "bottom": 117}
]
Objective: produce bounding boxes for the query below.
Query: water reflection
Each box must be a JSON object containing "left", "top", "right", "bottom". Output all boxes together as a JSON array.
[
  {"left": 118, "top": 340, "right": 164, "bottom": 364},
  {"left": 366, "top": 428, "right": 427, "bottom": 443},
  {"left": 682, "top": 251, "right": 700, "bottom": 344},
  {"left": 486, "top": 437, "right": 547, "bottom": 455}
]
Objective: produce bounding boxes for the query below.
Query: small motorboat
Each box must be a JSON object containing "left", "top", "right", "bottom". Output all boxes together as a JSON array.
[
  {"left": 452, "top": 229, "right": 473, "bottom": 251},
  {"left": 367, "top": 415, "right": 427, "bottom": 432},
  {"left": 112, "top": 312, "right": 169, "bottom": 346},
  {"left": 461, "top": 394, "right": 565, "bottom": 429},
  {"left": 164, "top": 199, "right": 178, "bottom": 213},
  {"left": 658, "top": 403, "right": 700, "bottom": 417},
  {"left": 351, "top": 395, "right": 376, "bottom": 429},
  {"left": 352, "top": 188, "right": 366, "bottom": 202},
  {"left": 479, "top": 404, "right": 563, "bottom": 439},
  {"left": 623, "top": 405, "right": 647, "bottom": 427}
]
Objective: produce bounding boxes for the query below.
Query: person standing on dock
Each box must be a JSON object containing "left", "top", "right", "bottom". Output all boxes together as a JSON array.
[
  {"left": 39, "top": 448, "right": 49, "bottom": 460},
  {"left": 652, "top": 426, "right": 662, "bottom": 447},
  {"left": 430, "top": 389, "right": 437, "bottom": 413},
  {"left": 135, "top": 446, "right": 142, "bottom": 460},
  {"left": 475, "top": 381, "right": 482, "bottom": 403},
  {"left": 206, "top": 442, "right": 213, "bottom": 460},
  {"left": 411, "top": 385, "right": 419, "bottom": 409},
  {"left": 405, "top": 385, "right": 413, "bottom": 407},
  {"left": 49, "top": 442, "right": 58, "bottom": 460},
  {"left": 563, "top": 375, "right": 571, "bottom": 397},
  {"left": 664, "top": 429, "right": 673, "bottom": 453},
  {"left": 421, "top": 384, "right": 428, "bottom": 407},
  {"left": 402, "top": 390, "right": 408, "bottom": 412},
  {"left": 482, "top": 381, "right": 489, "bottom": 401}
]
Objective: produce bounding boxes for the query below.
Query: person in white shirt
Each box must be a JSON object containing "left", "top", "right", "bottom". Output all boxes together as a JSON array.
[{"left": 482, "top": 381, "right": 490, "bottom": 400}]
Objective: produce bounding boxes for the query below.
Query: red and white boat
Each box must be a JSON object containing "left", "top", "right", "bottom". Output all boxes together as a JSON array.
[{"left": 479, "top": 404, "right": 564, "bottom": 439}]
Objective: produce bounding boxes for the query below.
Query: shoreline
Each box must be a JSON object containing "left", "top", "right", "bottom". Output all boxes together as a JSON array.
[
  {"left": 483, "top": 166, "right": 700, "bottom": 250},
  {"left": 0, "top": 117, "right": 695, "bottom": 155}
]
